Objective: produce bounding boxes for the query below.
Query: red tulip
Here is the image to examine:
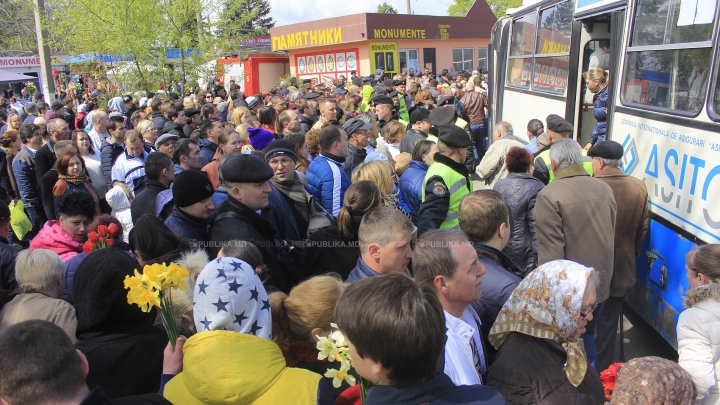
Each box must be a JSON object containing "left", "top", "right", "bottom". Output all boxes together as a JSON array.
[
  {"left": 108, "top": 223, "right": 120, "bottom": 236},
  {"left": 88, "top": 232, "right": 99, "bottom": 242},
  {"left": 97, "top": 225, "right": 108, "bottom": 236},
  {"left": 83, "top": 241, "right": 95, "bottom": 254}
]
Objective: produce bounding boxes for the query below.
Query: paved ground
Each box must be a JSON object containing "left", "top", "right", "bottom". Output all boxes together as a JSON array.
[{"left": 608, "top": 303, "right": 678, "bottom": 365}]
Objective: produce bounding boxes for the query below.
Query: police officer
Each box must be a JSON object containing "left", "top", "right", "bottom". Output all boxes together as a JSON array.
[
  {"left": 428, "top": 105, "right": 474, "bottom": 173},
  {"left": 417, "top": 124, "right": 473, "bottom": 235},
  {"left": 533, "top": 114, "right": 593, "bottom": 185},
  {"left": 394, "top": 80, "right": 410, "bottom": 124}
]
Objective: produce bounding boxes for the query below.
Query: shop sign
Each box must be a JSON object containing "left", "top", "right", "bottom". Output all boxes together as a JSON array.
[
  {"left": 372, "top": 29, "right": 426, "bottom": 39},
  {"left": 272, "top": 28, "right": 343, "bottom": 51},
  {"left": 370, "top": 42, "right": 399, "bottom": 76},
  {"left": 0, "top": 55, "right": 66, "bottom": 68}
]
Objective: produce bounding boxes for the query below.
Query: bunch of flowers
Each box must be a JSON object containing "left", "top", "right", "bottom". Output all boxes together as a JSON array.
[
  {"left": 83, "top": 224, "right": 118, "bottom": 253},
  {"left": 317, "top": 323, "right": 356, "bottom": 388},
  {"left": 600, "top": 362, "right": 625, "bottom": 400},
  {"left": 25, "top": 82, "right": 37, "bottom": 94},
  {"left": 124, "top": 262, "right": 188, "bottom": 349}
]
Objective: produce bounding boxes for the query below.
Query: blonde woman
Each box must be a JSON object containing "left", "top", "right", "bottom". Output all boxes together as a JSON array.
[
  {"left": 583, "top": 67, "right": 609, "bottom": 150},
  {"left": 380, "top": 120, "right": 406, "bottom": 158},
  {"left": 352, "top": 160, "right": 410, "bottom": 218},
  {"left": 229, "top": 106, "right": 249, "bottom": 127}
]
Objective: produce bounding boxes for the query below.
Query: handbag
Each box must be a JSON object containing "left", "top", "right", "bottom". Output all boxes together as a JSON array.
[
  {"left": 9, "top": 200, "right": 32, "bottom": 240},
  {"left": 307, "top": 196, "right": 336, "bottom": 237}
]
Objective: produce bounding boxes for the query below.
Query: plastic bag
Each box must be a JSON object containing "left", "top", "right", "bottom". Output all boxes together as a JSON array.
[{"left": 9, "top": 200, "right": 32, "bottom": 240}]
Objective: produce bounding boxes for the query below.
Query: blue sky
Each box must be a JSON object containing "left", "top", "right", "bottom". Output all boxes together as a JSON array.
[{"left": 269, "top": 0, "right": 452, "bottom": 27}]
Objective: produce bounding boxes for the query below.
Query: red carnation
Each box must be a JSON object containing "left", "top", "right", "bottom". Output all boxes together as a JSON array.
[{"left": 600, "top": 362, "right": 624, "bottom": 400}]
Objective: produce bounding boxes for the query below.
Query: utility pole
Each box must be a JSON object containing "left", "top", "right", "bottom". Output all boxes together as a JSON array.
[
  {"left": 407, "top": 0, "right": 411, "bottom": 14},
  {"left": 32, "top": 0, "right": 56, "bottom": 103}
]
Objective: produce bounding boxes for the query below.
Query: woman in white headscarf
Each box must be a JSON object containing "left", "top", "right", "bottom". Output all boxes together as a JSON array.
[
  {"left": 486, "top": 260, "right": 606, "bottom": 405},
  {"left": 162, "top": 257, "right": 335, "bottom": 405}
]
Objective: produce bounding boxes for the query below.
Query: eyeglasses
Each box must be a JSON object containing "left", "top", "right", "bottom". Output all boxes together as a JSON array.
[
  {"left": 580, "top": 303, "right": 598, "bottom": 320},
  {"left": 268, "top": 158, "right": 294, "bottom": 167}
]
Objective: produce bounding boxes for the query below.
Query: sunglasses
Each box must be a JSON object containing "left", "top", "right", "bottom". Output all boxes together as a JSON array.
[{"left": 580, "top": 303, "right": 598, "bottom": 320}]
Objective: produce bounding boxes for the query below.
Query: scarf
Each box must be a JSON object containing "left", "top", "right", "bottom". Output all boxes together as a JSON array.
[
  {"left": 270, "top": 173, "right": 309, "bottom": 222},
  {"left": 59, "top": 172, "right": 89, "bottom": 184},
  {"left": 489, "top": 260, "right": 593, "bottom": 387}
]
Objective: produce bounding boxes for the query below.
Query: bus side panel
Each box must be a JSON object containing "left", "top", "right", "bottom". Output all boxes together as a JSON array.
[
  {"left": 630, "top": 218, "right": 696, "bottom": 349},
  {"left": 500, "top": 90, "right": 566, "bottom": 130}
]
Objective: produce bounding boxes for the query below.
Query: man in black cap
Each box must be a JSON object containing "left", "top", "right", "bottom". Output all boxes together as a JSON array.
[
  {"left": 400, "top": 107, "right": 433, "bottom": 153},
  {"left": 417, "top": 124, "right": 473, "bottom": 235},
  {"left": 533, "top": 114, "right": 592, "bottom": 185},
  {"left": 264, "top": 139, "right": 307, "bottom": 278},
  {"left": 342, "top": 118, "right": 373, "bottom": 175},
  {"left": 209, "top": 154, "right": 296, "bottom": 292},
  {"left": 165, "top": 169, "right": 215, "bottom": 249},
  {"left": 183, "top": 108, "right": 201, "bottom": 138},
  {"left": 371, "top": 96, "right": 395, "bottom": 132},
  {"left": 427, "top": 105, "right": 475, "bottom": 173},
  {"left": 588, "top": 140, "right": 648, "bottom": 371}
]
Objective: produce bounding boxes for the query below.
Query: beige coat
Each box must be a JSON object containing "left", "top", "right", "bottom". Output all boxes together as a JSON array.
[
  {"left": 0, "top": 292, "right": 77, "bottom": 342},
  {"left": 594, "top": 167, "right": 649, "bottom": 297},
  {"left": 476, "top": 135, "right": 525, "bottom": 189},
  {"left": 535, "top": 164, "right": 617, "bottom": 302}
]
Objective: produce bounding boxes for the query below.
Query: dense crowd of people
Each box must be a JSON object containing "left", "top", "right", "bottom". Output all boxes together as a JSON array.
[{"left": 0, "top": 69, "right": 716, "bottom": 405}]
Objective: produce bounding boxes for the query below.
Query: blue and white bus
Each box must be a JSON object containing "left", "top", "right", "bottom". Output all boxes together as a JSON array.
[{"left": 488, "top": 0, "right": 719, "bottom": 348}]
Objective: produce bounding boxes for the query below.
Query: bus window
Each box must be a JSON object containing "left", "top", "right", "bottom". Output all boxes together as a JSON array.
[
  {"left": 507, "top": 11, "right": 537, "bottom": 88},
  {"left": 534, "top": 1, "right": 573, "bottom": 94},
  {"left": 631, "top": 0, "right": 714, "bottom": 47},
  {"left": 621, "top": 0, "right": 715, "bottom": 115},
  {"left": 710, "top": 46, "right": 720, "bottom": 121}
]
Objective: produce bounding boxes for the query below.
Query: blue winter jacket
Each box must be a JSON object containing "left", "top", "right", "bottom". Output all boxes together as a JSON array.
[
  {"left": 590, "top": 85, "right": 609, "bottom": 144},
  {"left": 398, "top": 160, "right": 429, "bottom": 224},
  {"left": 306, "top": 152, "right": 350, "bottom": 217},
  {"left": 198, "top": 138, "right": 217, "bottom": 167},
  {"left": 346, "top": 257, "right": 380, "bottom": 284},
  {"left": 165, "top": 206, "right": 211, "bottom": 246}
]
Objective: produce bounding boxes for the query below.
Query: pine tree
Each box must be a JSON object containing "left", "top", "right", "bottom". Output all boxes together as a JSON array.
[{"left": 220, "top": 0, "right": 275, "bottom": 37}]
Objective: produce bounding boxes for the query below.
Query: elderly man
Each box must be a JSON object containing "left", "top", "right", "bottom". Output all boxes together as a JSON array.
[
  {"left": 87, "top": 110, "right": 109, "bottom": 151},
  {"left": 346, "top": 206, "right": 414, "bottom": 283},
  {"left": 475, "top": 121, "right": 527, "bottom": 189},
  {"left": 534, "top": 138, "right": 616, "bottom": 368},
  {"left": 35, "top": 118, "right": 70, "bottom": 185},
  {"left": 209, "top": 154, "right": 299, "bottom": 293},
  {"left": 589, "top": 141, "right": 648, "bottom": 371},
  {"left": 533, "top": 114, "right": 592, "bottom": 185},
  {"left": 277, "top": 109, "right": 301, "bottom": 137},
  {"left": 414, "top": 229, "right": 488, "bottom": 386},
  {"left": 418, "top": 124, "right": 473, "bottom": 235},
  {"left": 22, "top": 103, "right": 39, "bottom": 125}
]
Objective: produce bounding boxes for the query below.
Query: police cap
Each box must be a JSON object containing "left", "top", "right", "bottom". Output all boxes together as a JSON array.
[
  {"left": 437, "top": 124, "right": 471, "bottom": 148},
  {"left": 428, "top": 106, "right": 456, "bottom": 126}
]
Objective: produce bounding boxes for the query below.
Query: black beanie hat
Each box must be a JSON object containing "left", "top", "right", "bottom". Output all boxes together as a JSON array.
[
  {"left": 264, "top": 140, "right": 297, "bottom": 163},
  {"left": 172, "top": 170, "right": 215, "bottom": 207}
]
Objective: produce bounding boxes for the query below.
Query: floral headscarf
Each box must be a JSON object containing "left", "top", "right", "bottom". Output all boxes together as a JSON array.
[{"left": 489, "top": 260, "right": 594, "bottom": 387}]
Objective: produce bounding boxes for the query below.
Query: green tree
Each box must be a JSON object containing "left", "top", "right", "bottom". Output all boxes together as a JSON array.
[
  {"left": 377, "top": 2, "right": 398, "bottom": 14},
  {"left": 448, "top": 0, "right": 522, "bottom": 18},
  {"left": 219, "top": 0, "right": 275, "bottom": 37}
]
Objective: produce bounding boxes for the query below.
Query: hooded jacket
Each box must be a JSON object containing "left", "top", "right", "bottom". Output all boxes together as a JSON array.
[
  {"left": 398, "top": 160, "right": 429, "bottom": 224},
  {"left": 29, "top": 220, "right": 83, "bottom": 261},
  {"left": 152, "top": 111, "right": 168, "bottom": 132},
  {"left": 198, "top": 138, "right": 218, "bottom": 167},
  {"left": 163, "top": 331, "right": 334, "bottom": 405},
  {"left": 105, "top": 183, "right": 134, "bottom": 243},
  {"left": 108, "top": 97, "right": 125, "bottom": 114},
  {"left": 677, "top": 283, "right": 720, "bottom": 405},
  {"left": 73, "top": 249, "right": 168, "bottom": 398},
  {"left": 493, "top": 172, "right": 545, "bottom": 276}
]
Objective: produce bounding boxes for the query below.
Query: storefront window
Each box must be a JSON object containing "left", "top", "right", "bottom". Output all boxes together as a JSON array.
[
  {"left": 478, "top": 48, "right": 488, "bottom": 71},
  {"left": 453, "top": 48, "right": 474, "bottom": 72}
]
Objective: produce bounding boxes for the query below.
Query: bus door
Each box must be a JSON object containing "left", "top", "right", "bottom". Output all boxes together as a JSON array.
[{"left": 572, "top": 13, "right": 618, "bottom": 147}]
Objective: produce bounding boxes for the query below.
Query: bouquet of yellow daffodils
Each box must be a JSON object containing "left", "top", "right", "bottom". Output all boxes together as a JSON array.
[
  {"left": 317, "top": 323, "right": 357, "bottom": 388},
  {"left": 124, "top": 262, "right": 188, "bottom": 349}
]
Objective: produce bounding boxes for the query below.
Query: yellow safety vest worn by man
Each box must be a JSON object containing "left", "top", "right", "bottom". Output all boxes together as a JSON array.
[
  {"left": 532, "top": 114, "right": 592, "bottom": 185},
  {"left": 418, "top": 124, "right": 473, "bottom": 235}
]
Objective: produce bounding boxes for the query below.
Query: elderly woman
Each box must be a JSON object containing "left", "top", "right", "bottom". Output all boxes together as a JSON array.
[
  {"left": 493, "top": 147, "right": 544, "bottom": 277},
  {"left": 0, "top": 249, "right": 77, "bottom": 342},
  {"left": 486, "top": 260, "right": 606, "bottom": 404},
  {"left": 611, "top": 356, "right": 696, "bottom": 405},
  {"left": 677, "top": 244, "right": 720, "bottom": 405},
  {"left": 163, "top": 257, "right": 335, "bottom": 404},
  {"left": 30, "top": 193, "right": 97, "bottom": 261}
]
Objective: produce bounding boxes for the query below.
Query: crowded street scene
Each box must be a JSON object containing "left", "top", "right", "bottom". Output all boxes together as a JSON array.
[{"left": 0, "top": 0, "right": 718, "bottom": 403}]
